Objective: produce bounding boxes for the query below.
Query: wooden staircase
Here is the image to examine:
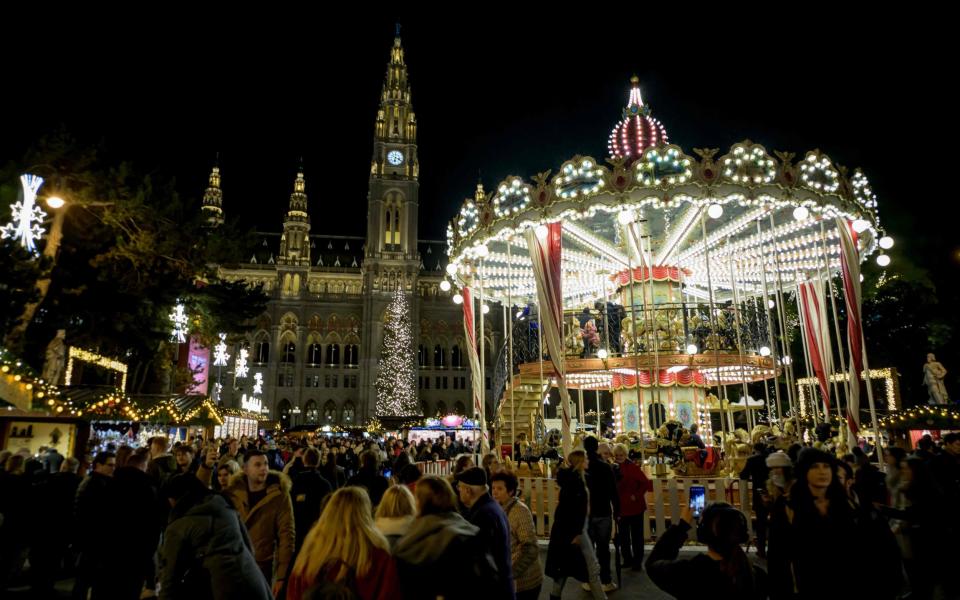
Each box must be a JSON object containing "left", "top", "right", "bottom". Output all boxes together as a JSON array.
[{"left": 496, "top": 375, "right": 547, "bottom": 449}]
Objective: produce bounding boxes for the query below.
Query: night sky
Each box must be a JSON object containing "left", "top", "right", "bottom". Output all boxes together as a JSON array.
[{"left": 3, "top": 12, "right": 954, "bottom": 284}]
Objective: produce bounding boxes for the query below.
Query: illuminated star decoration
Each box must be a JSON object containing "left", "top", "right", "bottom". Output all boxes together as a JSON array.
[
  {"left": 214, "top": 382, "right": 223, "bottom": 402},
  {"left": 253, "top": 372, "right": 263, "bottom": 395},
  {"left": 235, "top": 348, "right": 249, "bottom": 379},
  {"left": 169, "top": 302, "right": 188, "bottom": 343},
  {"left": 1, "top": 174, "right": 47, "bottom": 253},
  {"left": 213, "top": 333, "right": 231, "bottom": 366}
]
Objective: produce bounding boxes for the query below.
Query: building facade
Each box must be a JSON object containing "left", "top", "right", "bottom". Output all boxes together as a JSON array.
[{"left": 209, "top": 34, "right": 501, "bottom": 429}]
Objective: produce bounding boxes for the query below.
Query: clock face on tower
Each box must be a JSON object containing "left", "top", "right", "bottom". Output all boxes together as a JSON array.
[{"left": 387, "top": 150, "right": 404, "bottom": 166}]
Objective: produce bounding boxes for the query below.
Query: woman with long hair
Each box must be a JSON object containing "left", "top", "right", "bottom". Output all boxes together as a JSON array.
[
  {"left": 544, "top": 450, "right": 606, "bottom": 600},
  {"left": 286, "top": 486, "right": 400, "bottom": 600},
  {"left": 375, "top": 485, "right": 417, "bottom": 550},
  {"left": 646, "top": 502, "right": 757, "bottom": 599}
]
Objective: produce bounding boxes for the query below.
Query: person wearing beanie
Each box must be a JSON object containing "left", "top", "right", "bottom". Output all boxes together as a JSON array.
[
  {"left": 455, "top": 466, "right": 515, "bottom": 599},
  {"left": 763, "top": 451, "right": 795, "bottom": 600}
]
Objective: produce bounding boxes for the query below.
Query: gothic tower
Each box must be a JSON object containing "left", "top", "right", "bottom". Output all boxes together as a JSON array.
[
  {"left": 278, "top": 164, "right": 311, "bottom": 297},
  {"left": 360, "top": 29, "right": 423, "bottom": 421},
  {"left": 201, "top": 160, "right": 224, "bottom": 227}
]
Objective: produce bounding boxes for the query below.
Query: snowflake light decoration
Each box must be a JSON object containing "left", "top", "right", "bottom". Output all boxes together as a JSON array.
[
  {"left": 169, "top": 302, "right": 188, "bottom": 343},
  {"left": 235, "top": 348, "right": 250, "bottom": 379},
  {"left": 1, "top": 174, "right": 47, "bottom": 253},
  {"left": 213, "top": 333, "right": 231, "bottom": 366},
  {"left": 253, "top": 372, "right": 264, "bottom": 395}
]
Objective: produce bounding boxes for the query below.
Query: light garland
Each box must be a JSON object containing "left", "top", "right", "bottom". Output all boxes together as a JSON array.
[
  {"left": 553, "top": 158, "right": 606, "bottom": 200},
  {"left": 879, "top": 405, "right": 960, "bottom": 428},
  {"left": 65, "top": 346, "right": 128, "bottom": 391},
  {"left": 494, "top": 177, "right": 531, "bottom": 217},
  {"left": 635, "top": 146, "right": 692, "bottom": 186},
  {"left": 796, "top": 368, "right": 898, "bottom": 411},
  {"left": 721, "top": 143, "right": 776, "bottom": 185},
  {"left": 799, "top": 152, "right": 840, "bottom": 194}
]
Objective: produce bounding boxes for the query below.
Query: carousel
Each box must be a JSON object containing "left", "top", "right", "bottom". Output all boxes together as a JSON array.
[{"left": 445, "top": 77, "right": 891, "bottom": 470}]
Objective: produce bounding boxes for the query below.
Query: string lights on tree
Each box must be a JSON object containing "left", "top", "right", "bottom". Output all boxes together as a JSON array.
[{"left": 375, "top": 286, "right": 419, "bottom": 417}]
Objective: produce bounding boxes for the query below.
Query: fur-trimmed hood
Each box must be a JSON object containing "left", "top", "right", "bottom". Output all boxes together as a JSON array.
[{"left": 225, "top": 469, "right": 291, "bottom": 495}]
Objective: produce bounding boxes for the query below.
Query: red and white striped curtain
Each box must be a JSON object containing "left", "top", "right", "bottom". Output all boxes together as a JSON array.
[
  {"left": 461, "top": 286, "right": 488, "bottom": 453},
  {"left": 837, "top": 218, "right": 863, "bottom": 438},
  {"left": 799, "top": 278, "right": 833, "bottom": 416},
  {"left": 525, "top": 223, "right": 574, "bottom": 455}
]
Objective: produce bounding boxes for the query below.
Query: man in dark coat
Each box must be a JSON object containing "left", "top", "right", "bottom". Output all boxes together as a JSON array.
[
  {"left": 290, "top": 447, "right": 332, "bottom": 551},
  {"left": 739, "top": 442, "right": 770, "bottom": 557},
  {"left": 584, "top": 436, "right": 619, "bottom": 592},
  {"left": 102, "top": 449, "right": 163, "bottom": 599},
  {"left": 158, "top": 474, "right": 272, "bottom": 600},
  {"left": 346, "top": 449, "right": 389, "bottom": 507},
  {"left": 456, "top": 467, "right": 515, "bottom": 600},
  {"left": 73, "top": 451, "right": 116, "bottom": 600},
  {"left": 29, "top": 457, "right": 82, "bottom": 595}
]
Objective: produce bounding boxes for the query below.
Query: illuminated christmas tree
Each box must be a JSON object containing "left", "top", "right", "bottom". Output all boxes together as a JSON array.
[{"left": 376, "top": 287, "right": 419, "bottom": 418}]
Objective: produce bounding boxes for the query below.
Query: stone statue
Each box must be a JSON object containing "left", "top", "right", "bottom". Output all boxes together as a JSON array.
[
  {"left": 41, "top": 330, "right": 67, "bottom": 385},
  {"left": 923, "top": 353, "right": 949, "bottom": 405}
]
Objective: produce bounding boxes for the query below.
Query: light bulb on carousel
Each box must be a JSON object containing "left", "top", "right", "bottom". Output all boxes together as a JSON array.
[
  {"left": 876, "top": 253, "right": 891, "bottom": 267},
  {"left": 597, "top": 348, "right": 608, "bottom": 359},
  {"left": 481, "top": 304, "right": 490, "bottom": 314},
  {"left": 535, "top": 223, "right": 549, "bottom": 239},
  {"left": 439, "top": 280, "right": 451, "bottom": 292},
  {"left": 475, "top": 244, "right": 489, "bottom": 258},
  {"left": 852, "top": 219, "right": 870, "bottom": 233},
  {"left": 708, "top": 204, "right": 724, "bottom": 219},
  {"left": 452, "top": 293, "right": 463, "bottom": 305},
  {"left": 768, "top": 299, "right": 775, "bottom": 309},
  {"left": 686, "top": 343, "right": 698, "bottom": 355},
  {"left": 879, "top": 236, "right": 894, "bottom": 250},
  {"left": 760, "top": 346, "right": 771, "bottom": 357},
  {"left": 792, "top": 205, "right": 809, "bottom": 221},
  {"left": 617, "top": 209, "right": 635, "bottom": 225},
  {"left": 446, "top": 263, "right": 458, "bottom": 276}
]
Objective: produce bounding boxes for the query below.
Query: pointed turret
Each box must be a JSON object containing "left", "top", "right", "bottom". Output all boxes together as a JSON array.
[
  {"left": 278, "top": 161, "right": 310, "bottom": 266},
  {"left": 201, "top": 157, "right": 224, "bottom": 227}
]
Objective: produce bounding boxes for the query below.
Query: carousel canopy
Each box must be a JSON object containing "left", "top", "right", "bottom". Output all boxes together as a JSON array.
[{"left": 445, "top": 80, "right": 886, "bottom": 307}]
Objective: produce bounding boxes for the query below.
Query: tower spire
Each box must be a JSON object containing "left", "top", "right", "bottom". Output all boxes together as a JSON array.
[
  {"left": 279, "top": 160, "right": 310, "bottom": 266},
  {"left": 201, "top": 156, "right": 224, "bottom": 227}
]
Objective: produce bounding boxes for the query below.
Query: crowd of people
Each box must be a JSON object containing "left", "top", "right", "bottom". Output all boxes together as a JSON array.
[{"left": 0, "top": 428, "right": 957, "bottom": 599}]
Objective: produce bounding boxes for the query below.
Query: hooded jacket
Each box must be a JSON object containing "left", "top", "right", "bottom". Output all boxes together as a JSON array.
[
  {"left": 158, "top": 493, "right": 272, "bottom": 600},
  {"left": 223, "top": 470, "right": 295, "bottom": 580},
  {"left": 393, "top": 511, "right": 494, "bottom": 600}
]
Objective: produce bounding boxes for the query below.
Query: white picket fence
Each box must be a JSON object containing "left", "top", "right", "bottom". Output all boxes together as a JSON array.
[
  {"left": 517, "top": 476, "right": 754, "bottom": 542},
  {"left": 414, "top": 454, "right": 482, "bottom": 477}
]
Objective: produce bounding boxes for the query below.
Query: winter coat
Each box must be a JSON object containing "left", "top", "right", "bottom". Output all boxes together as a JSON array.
[
  {"left": 290, "top": 469, "right": 332, "bottom": 551},
  {"left": 158, "top": 493, "right": 272, "bottom": 600},
  {"left": 375, "top": 515, "right": 414, "bottom": 550},
  {"left": 465, "top": 492, "right": 515, "bottom": 599},
  {"left": 616, "top": 458, "right": 652, "bottom": 517},
  {"left": 223, "top": 470, "right": 295, "bottom": 580},
  {"left": 347, "top": 468, "right": 390, "bottom": 507},
  {"left": 503, "top": 497, "right": 543, "bottom": 593},
  {"left": 110, "top": 467, "right": 163, "bottom": 565},
  {"left": 285, "top": 546, "right": 402, "bottom": 600},
  {"left": 646, "top": 521, "right": 759, "bottom": 600},
  {"left": 585, "top": 451, "right": 619, "bottom": 518},
  {"left": 545, "top": 467, "right": 590, "bottom": 582},
  {"left": 393, "top": 511, "right": 495, "bottom": 600},
  {"left": 74, "top": 472, "right": 114, "bottom": 556}
]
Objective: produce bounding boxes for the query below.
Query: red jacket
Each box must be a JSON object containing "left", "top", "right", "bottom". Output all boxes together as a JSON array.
[
  {"left": 616, "top": 459, "right": 653, "bottom": 517},
  {"left": 286, "top": 547, "right": 401, "bottom": 600}
]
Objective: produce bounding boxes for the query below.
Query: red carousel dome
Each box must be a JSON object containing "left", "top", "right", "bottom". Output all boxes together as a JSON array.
[{"left": 608, "top": 76, "right": 668, "bottom": 162}]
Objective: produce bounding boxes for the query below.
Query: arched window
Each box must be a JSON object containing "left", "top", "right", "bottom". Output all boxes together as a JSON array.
[
  {"left": 253, "top": 333, "right": 270, "bottom": 364},
  {"left": 417, "top": 344, "right": 426, "bottom": 368},
  {"left": 325, "top": 344, "right": 340, "bottom": 366},
  {"left": 277, "top": 399, "right": 292, "bottom": 430},
  {"left": 281, "top": 341, "right": 296, "bottom": 364},
  {"left": 307, "top": 343, "right": 322, "bottom": 365},
  {"left": 344, "top": 344, "right": 359, "bottom": 367},
  {"left": 304, "top": 400, "right": 318, "bottom": 425},
  {"left": 436, "top": 401, "right": 447, "bottom": 416},
  {"left": 453, "top": 401, "right": 466, "bottom": 416},
  {"left": 323, "top": 400, "right": 336, "bottom": 423},
  {"left": 342, "top": 401, "right": 355, "bottom": 424},
  {"left": 434, "top": 345, "right": 446, "bottom": 368},
  {"left": 451, "top": 345, "right": 462, "bottom": 369}
]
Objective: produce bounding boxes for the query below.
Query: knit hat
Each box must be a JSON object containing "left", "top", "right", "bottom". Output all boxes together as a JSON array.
[
  {"left": 765, "top": 451, "right": 792, "bottom": 469},
  {"left": 454, "top": 466, "right": 487, "bottom": 486},
  {"left": 796, "top": 447, "right": 835, "bottom": 474}
]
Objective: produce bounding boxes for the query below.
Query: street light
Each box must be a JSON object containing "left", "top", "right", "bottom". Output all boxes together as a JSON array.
[{"left": 45, "top": 195, "right": 66, "bottom": 210}]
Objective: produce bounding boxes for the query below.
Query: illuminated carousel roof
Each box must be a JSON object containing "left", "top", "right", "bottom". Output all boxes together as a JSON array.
[
  {"left": 445, "top": 81, "right": 888, "bottom": 307},
  {"left": 608, "top": 76, "right": 668, "bottom": 162}
]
